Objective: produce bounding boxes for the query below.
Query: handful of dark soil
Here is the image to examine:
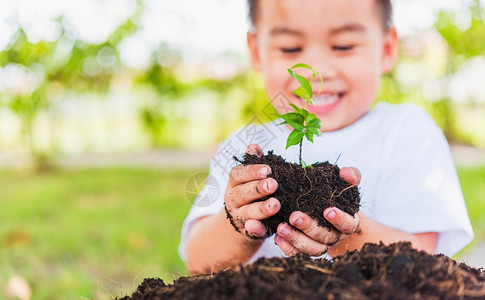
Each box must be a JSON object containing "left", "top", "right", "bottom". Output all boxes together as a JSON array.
[
  {"left": 120, "top": 242, "right": 485, "bottom": 300},
  {"left": 235, "top": 151, "right": 360, "bottom": 235}
]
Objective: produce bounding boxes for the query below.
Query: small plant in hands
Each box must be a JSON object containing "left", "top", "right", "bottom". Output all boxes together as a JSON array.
[
  {"left": 280, "top": 63, "right": 324, "bottom": 167},
  {"left": 234, "top": 64, "right": 361, "bottom": 235}
]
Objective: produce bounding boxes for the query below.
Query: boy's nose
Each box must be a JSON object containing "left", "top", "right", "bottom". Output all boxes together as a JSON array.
[
  {"left": 303, "top": 52, "right": 337, "bottom": 81},
  {"left": 307, "top": 57, "right": 337, "bottom": 80},
  {"left": 298, "top": 62, "right": 336, "bottom": 86},
  {"left": 317, "top": 62, "right": 337, "bottom": 80}
]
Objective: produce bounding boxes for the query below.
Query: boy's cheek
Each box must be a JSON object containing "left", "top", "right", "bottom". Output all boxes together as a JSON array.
[
  {"left": 265, "top": 67, "right": 292, "bottom": 96},
  {"left": 342, "top": 58, "right": 380, "bottom": 86}
]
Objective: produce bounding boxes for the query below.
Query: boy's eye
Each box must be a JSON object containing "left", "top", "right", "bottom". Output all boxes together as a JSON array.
[
  {"left": 333, "top": 45, "right": 354, "bottom": 51},
  {"left": 280, "top": 47, "right": 302, "bottom": 53}
]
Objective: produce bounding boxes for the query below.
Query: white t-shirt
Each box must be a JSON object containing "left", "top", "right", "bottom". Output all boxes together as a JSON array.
[{"left": 179, "top": 102, "right": 473, "bottom": 263}]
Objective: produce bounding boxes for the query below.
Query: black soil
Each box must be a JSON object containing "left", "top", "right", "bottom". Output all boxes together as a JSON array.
[
  {"left": 236, "top": 151, "right": 360, "bottom": 235},
  {"left": 119, "top": 242, "right": 485, "bottom": 300}
]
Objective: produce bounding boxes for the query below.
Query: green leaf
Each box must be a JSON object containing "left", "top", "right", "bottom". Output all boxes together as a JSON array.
[
  {"left": 300, "top": 109, "right": 309, "bottom": 120},
  {"left": 306, "top": 126, "right": 321, "bottom": 135},
  {"left": 290, "top": 63, "right": 313, "bottom": 71},
  {"left": 280, "top": 112, "right": 305, "bottom": 131},
  {"left": 289, "top": 104, "right": 309, "bottom": 119},
  {"left": 307, "top": 118, "right": 321, "bottom": 128},
  {"left": 307, "top": 113, "right": 319, "bottom": 121},
  {"left": 305, "top": 131, "right": 314, "bottom": 143},
  {"left": 288, "top": 69, "right": 312, "bottom": 100},
  {"left": 286, "top": 130, "right": 305, "bottom": 149},
  {"left": 292, "top": 86, "right": 311, "bottom": 101}
]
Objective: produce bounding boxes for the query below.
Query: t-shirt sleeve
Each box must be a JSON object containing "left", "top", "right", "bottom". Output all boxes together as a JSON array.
[
  {"left": 178, "top": 130, "right": 254, "bottom": 261},
  {"left": 371, "top": 105, "right": 473, "bottom": 256},
  {"left": 177, "top": 147, "right": 231, "bottom": 262}
]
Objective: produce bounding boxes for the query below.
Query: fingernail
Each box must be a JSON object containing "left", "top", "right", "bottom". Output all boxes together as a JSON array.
[
  {"left": 274, "top": 235, "right": 282, "bottom": 244},
  {"left": 293, "top": 218, "right": 303, "bottom": 226},
  {"left": 267, "top": 199, "right": 279, "bottom": 212},
  {"left": 266, "top": 200, "right": 273, "bottom": 211},
  {"left": 260, "top": 167, "right": 269, "bottom": 176},
  {"left": 280, "top": 226, "right": 291, "bottom": 236},
  {"left": 326, "top": 209, "right": 336, "bottom": 220},
  {"left": 265, "top": 179, "right": 276, "bottom": 192},
  {"left": 350, "top": 168, "right": 357, "bottom": 181},
  {"left": 264, "top": 180, "right": 270, "bottom": 191}
]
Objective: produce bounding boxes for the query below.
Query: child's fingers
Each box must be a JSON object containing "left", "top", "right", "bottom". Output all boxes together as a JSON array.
[
  {"left": 288, "top": 211, "right": 340, "bottom": 245},
  {"left": 324, "top": 207, "right": 360, "bottom": 235},
  {"left": 244, "top": 219, "right": 266, "bottom": 238},
  {"left": 276, "top": 223, "right": 329, "bottom": 257},
  {"left": 246, "top": 144, "right": 263, "bottom": 157},
  {"left": 226, "top": 178, "right": 278, "bottom": 207},
  {"left": 274, "top": 234, "right": 300, "bottom": 257},
  {"left": 228, "top": 164, "right": 271, "bottom": 188},
  {"left": 240, "top": 197, "right": 280, "bottom": 221},
  {"left": 339, "top": 167, "right": 361, "bottom": 185}
]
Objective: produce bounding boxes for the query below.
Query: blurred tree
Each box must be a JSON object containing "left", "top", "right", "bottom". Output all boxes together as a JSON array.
[
  {"left": 0, "top": 12, "right": 139, "bottom": 170},
  {"left": 1, "top": 29, "right": 58, "bottom": 170},
  {"left": 134, "top": 47, "right": 268, "bottom": 148},
  {"left": 2, "top": 0, "right": 484, "bottom": 160},
  {"left": 433, "top": 0, "right": 485, "bottom": 143},
  {"left": 377, "top": 0, "right": 485, "bottom": 145},
  {"left": 135, "top": 44, "right": 187, "bottom": 147}
]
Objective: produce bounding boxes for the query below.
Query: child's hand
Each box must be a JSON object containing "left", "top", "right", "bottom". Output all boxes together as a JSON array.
[
  {"left": 274, "top": 167, "right": 362, "bottom": 257},
  {"left": 224, "top": 144, "right": 280, "bottom": 239}
]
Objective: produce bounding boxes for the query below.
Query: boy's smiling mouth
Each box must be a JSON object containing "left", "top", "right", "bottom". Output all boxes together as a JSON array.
[{"left": 295, "top": 92, "right": 344, "bottom": 115}]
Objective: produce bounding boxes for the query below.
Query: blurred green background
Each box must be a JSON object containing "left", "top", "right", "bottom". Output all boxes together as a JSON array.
[{"left": 1, "top": 0, "right": 484, "bottom": 299}]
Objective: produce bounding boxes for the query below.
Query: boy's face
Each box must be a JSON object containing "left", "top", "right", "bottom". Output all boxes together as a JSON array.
[{"left": 248, "top": 0, "right": 398, "bottom": 132}]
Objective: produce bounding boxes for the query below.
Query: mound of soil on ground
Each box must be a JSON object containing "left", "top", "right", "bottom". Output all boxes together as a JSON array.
[
  {"left": 119, "top": 242, "right": 485, "bottom": 300},
  {"left": 234, "top": 151, "right": 360, "bottom": 235}
]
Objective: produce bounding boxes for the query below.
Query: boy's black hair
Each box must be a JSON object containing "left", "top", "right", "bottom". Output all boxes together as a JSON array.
[{"left": 247, "top": 0, "right": 393, "bottom": 31}]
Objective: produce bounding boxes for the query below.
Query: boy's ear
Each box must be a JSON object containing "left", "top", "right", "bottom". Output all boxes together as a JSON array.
[
  {"left": 381, "top": 27, "right": 398, "bottom": 74},
  {"left": 247, "top": 32, "right": 262, "bottom": 72}
]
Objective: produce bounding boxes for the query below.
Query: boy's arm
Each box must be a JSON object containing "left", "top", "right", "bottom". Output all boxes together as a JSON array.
[
  {"left": 186, "top": 210, "right": 262, "bottom": 275},
  {"left": 326, "top": 212, "right": 438, "bottom": 256},
  {"left": 185, "top": 145, "right": 280, "bottom": 275}
]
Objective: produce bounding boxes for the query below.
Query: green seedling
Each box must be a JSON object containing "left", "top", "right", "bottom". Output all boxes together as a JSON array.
[{"left": 279, "top": 63, "right": 323, "bottom": 167}]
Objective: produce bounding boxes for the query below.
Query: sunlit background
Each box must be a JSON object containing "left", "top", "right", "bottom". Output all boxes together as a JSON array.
[{"left": 1, "top": 0, "right": 484, "bottom": 299}]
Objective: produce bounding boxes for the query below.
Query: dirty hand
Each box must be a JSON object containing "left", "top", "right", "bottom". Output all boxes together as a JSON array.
[
  {"left": 224, "top": 144, "right": 280, "bottom": 239},
  {"left": 274, "top": 167, "right": 361, "bottom": 256}
]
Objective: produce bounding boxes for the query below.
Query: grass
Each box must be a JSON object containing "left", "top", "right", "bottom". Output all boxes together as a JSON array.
[
  {"left": 0, "top": 164, "right": 483, "bottom": 299},
  {"left": 0, "top": 167, "right": 201, "bottom": 299},
  {"left": 456, "top": 165, "right": 485, "bottom": 252}
]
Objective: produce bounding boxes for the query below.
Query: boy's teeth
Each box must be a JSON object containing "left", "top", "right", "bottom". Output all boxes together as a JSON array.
[{"left": 312, "top": 94, "right": 339, "bottom": 105}]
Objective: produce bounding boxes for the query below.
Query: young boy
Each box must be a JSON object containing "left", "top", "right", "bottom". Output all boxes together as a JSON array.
[{"left": 179, "top": 0, "right": 473, "bottom": 275}]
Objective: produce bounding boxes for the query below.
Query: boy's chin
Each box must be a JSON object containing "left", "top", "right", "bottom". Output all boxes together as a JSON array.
[{"left": 322, "top": 114, "right": 366, "bottom": 132}]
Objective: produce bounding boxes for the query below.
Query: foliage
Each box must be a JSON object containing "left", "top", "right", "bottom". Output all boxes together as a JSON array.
[
  {"left": 137, "top": 59, "right": 268, "bottom": 148},
  {"left": 377, "top": 1, "right": 485, "bottom": 146},
  {"left": 279, "top": 63, "right": 322, "bottom": 166},
  {"left": 0, "top": 15, "right": 138, "bottom": 166},
  {"left": 1, "top": 1, "right": 485, "bottom": 157},
  {"left": 432, "top": 0, "right": 485, "bottom": 143},
  {"left": 436, "top": 0, "right": 485, "bottom": 66}
]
